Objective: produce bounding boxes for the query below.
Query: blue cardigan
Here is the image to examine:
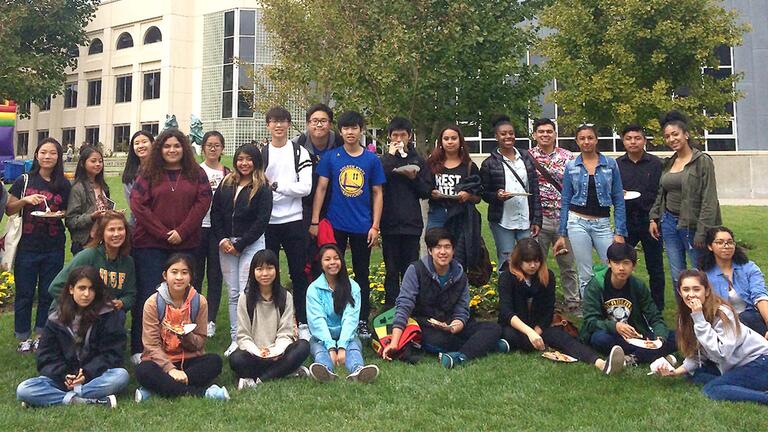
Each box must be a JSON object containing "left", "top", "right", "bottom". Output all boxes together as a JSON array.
[{"left": 306, "top": 274, "right": 361, "bottom": 350}]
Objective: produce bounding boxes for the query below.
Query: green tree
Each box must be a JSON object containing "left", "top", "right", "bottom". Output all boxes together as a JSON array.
[
  {"left": 255, "top": 0, "right": 549, "bottom": 150},
  {"left": 0, "top": 0, "right": 98, "bottom": 113},
  {"left": 537, "top": 0, "right": 748, "bottom": 137}
]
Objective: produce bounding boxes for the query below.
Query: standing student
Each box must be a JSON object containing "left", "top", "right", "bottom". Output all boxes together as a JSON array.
[
  {"left": 379, "top": 116, "right": 430, "bottom": 308},
  {"left": 497, "top": 239, "right": 625, "bottom": 375},
  {"left": 616, "top": 125, "right": 665, "bottom": 311},
  {"left": 657, "top": 269, "right": 768, "bottom": 405},
  {"left": 66, "top": 145, "right": 111, "bottom": 255},
  {"left": 129, "top": 128, "right": 212, "bottom": 363},
  {"left": 306, "top": 244, "right": 379, "bottom": 383},
  {"left": 554, "top": 125, "right": 627, "bottom": 298},
  {"left": 6, "top": 137, "right": 72, "bottom": 353},
  {"left": 229, "top": 250, "right": 310, "bottom": 389},
  {"left": 135, "top": 254, "right": 228, "bottom": 401},
  {"left": 211, "top": 144, "right": 272, "bottom": 356},
  {"left": 121, "top": 131, "right": 154, "bottom": 214},
  {"left": 650, "top": 111, "right": 721, "bottom": 290},
  {"left": 194, "top": 131, "right": 230, "bottom": 338},
  {"left": 700, "top": 226, "right": 768, "bottom": 338},
  {"left": 16, "top": 266, "right": 129, "bottom": 408},
  {"left": 528, "top": 118, "right": 580, "bottom": 312},
  {"left": 480, "top": 115, "right": 542, "bottom": 269},
  {"left": 309, "top": 111, "right": 386, "bottom": 338},
  {"left": 262, "top": 107, "right": 312, "bottom": 335}
]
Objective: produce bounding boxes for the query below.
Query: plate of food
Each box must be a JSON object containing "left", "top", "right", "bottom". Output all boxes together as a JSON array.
[
  {"left": 163, "top": 322, "right": 197, "bottom": 335},
  {"left": 504, "top": 191, "right": 531, "bottom": 197},
  {"left": 541, "top": 350, "right": 578, "bottom": 363},
  {"left": 30, "top": 210, "right": 65, "bottom": 218},
  {"left": 626, "top": 338, "right": 662, "bottom": 349},
  {"left": 624, "top": 190, "right": 641, "bottom": 200},
  {"left": 393, "top": 164, "right": 421, "bottom": 173}
]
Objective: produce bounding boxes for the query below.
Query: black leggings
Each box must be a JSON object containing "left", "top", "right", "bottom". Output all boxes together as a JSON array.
[
  {"left": 135, "top": 354, "right": 223, "bottom": 397},
  {"left": 229, "top": 340, "right": 310, "bottom": 381},
  {"left": 502, "top": 325, "right": 600, "bottom": 365},
  {"left": 421, "top": 320, "right": 501, "bottom": 360}
]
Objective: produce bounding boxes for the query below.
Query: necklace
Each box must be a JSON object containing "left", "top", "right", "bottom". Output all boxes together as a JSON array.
[{"left": 168, "top": 171, "right": 181, "bottom": 192}]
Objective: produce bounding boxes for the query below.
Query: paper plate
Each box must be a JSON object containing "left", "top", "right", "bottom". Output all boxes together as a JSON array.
[
  {"left": 394, "top": 164, "right": 421, "bottom": 173},
  {"left": 30, "top": 211, "right": 64, "bottom": 218},
  {"left": 183, "top": 323, "right": 197, "bottom": 335},
  {"left": 626, "top": 338, "right": 662, "bottom": 349},
  {"left": 541, "top": 351, "right": 578, "bottom": 363},
  {"left": 624, "top": 191, "right": 641, "bottom": 200}
]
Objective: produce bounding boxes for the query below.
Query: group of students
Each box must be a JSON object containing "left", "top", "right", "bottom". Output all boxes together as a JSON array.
[{"left": 6, "top": 104, "right": 768, "bottom": 407}]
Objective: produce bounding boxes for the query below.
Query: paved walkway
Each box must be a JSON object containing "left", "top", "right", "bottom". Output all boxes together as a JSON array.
[{"left": 720, "top": 199, "right": 768, "bottom": 206}]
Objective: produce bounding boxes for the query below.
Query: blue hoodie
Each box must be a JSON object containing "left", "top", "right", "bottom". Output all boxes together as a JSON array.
[{"left": 306, "top": 274, "right": 361, "bottom": 350}]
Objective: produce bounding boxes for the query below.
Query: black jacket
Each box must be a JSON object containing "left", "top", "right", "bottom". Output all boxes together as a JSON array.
[
  {"left": 211, "top": 181, "right": 273, "bottom": 252},
  {"left": 480, "top": 147, "right": 542, "bottom": 227},
  {"left": 294, "top": 132, "right": 343, "bottom": 220},
  {"left": 445, "top": 175, "right": 483, "bottom": 269},
  {"left": 36, "top": 305, "right": 126, "bottom": 386},
  {"left": 497, "top": 269, "right": 555, "bottom": 330},
  {"left": 380, "top": 142, "right": 431, "bottom": 236}
]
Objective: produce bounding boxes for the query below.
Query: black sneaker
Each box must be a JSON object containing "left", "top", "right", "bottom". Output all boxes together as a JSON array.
[{"left": 357, "top": 320, "right": 371, "bottom": 340}]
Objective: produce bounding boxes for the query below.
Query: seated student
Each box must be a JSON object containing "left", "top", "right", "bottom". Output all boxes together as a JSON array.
[
  {"left": 135, "top": 254, "right": 228, "bottom": 401},
  {"left": 580, "top": 242, "right": 676, "bottom": 364},
  {"left": 229, "top": 250, "right": 310, "bottom": 389},
  {"left": 382, "top": 228, "right": 502, "bottom": 368},
  {"left": 497, "top": 238, "right": 625, "bottom": 375},
  {"left": 657, "top": 269, "right": 768, "bottom": 404},
  {"left": 306, "top": 244, "right": 379, "bottom": 383},
  {"left": 700, "top": 226, "right": 768, "bottom": 338},
  {"left": 17, "top": 267, "right": 129, "bottom": 408}
]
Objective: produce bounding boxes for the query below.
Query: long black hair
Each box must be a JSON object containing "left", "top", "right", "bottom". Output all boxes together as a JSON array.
[
  {"left": 74, "top": 145, "right": 110, "bottom": 196},
  {"left": 317, "top": 244, "right": 355, "bottom": 315},
  {"left": 162, "top": 253, "right": 196, "bottom": 286},
  {"left": 122, "top": 130, "right": 154, "bottom": 185},
  {"left": 30, "top": 137, "right": 68, "bottom": 193},
  {"left": 699, "top": 226, "right": 749, "bottom": 271},
  {"left": 56, "top": 266, "right": 109, "bottom": 340},
  {"left": 245, "top": 249, "right": 287, "bottom": 318}
]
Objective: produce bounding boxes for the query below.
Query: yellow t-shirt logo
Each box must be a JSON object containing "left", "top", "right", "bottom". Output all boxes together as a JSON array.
[{"left": 339, "top": 165, "right": 365, "bottom": 197}]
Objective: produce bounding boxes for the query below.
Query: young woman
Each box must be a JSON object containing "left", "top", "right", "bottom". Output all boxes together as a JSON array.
[
  {"left": 49, "top": 211, "right": 135, "bottom": 314},
  {"left": 195, "top": 131, "right": 230, "bottom": 338},
  {"left": 657, "top": 269, "right": 768, "bottom": 404},
  {"left": 135, "top": 254, "right": 228, "bottom": 401},
  {"left": 66, "top": 145, "right": 111, "bottom": 255},
  {"left": 229, "top": 250, "right": 310, "bottom": 389},
  {"left": 700, "top": 226, "right": 768, "bottom": 338},
  {"left": 129, "top": 128, "right": 212, "bottom": 363},
  {"left": 480, "top": 115, "right": 542, "bottom": 268},
  {"left": 210, "top": 144, "right": 272, "bottom": 356},
  {"left": 554, "top": 125, "right": 627, "bottom": 297},
  {"left": 16, "top": 266, "right": 129, "bottom": 408},
  {"left": 121, "top": 130, "right": 154, "bottom": 209},
  {"left": 6, "top": 137, "right": 72, "bottom": 353},
  {"left": 306, "top": 244, "right": 379, "bottom": 383},
  {"left": 650, "top": 111, "right": 721, "bottom": 290},
  {"left": 498, "top": 239, "right": 625, "bottom": 375}
]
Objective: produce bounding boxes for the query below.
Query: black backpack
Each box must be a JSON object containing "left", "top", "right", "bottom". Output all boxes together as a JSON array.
[{"left": 261, "top": 141, "right": 312, "bottom": 181}]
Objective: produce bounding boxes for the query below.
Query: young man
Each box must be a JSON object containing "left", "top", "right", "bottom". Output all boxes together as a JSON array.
[
  {"left": 527, "top": 118, "right": 580, "bottom": 312},
  {"left": 580, "top": 242, "right": 676, "bottom": 364},
  {"left": 379, "top": 117, "right": 430, "bottom": 308},
  {"left": 382, "top": 228, "right": 502, "bottom": 368},
  {"left": 309, "top": 111, "right": 385, "bottom": 338},
  {"left": 616, "top": 125, "right": 665, "bottom": 311},
  {"left": 262, "top": 107, "right": 313, "bottom": 335}
]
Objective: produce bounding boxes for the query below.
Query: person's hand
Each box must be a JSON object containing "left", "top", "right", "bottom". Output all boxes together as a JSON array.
[
  {"left": 553, "top": 237, "right": 568, "bottom": 256},
  {"left": 657, "top": 363, "right": 678, "bottom": 377},
  {"left": 693, "top": 239, "right": 705, "bottom": 249},
  {"left": 336, "top": 348, "right": 346, "bottom": 366},
  {"left": 70, "top": 369, "right": 85, "bottom": 386},
  {"left": 260, "top": 347, "right": 271, "bottom": 358},
  {"left": 533, "top": 326, "right": 543, "bottom": 335},
  {"left": 457, "top": 191, "right": 471, "bottom": 203},
  {"left": 616, "top": 322, "right": 642, "bottom": 339},
  {"left": 613, "top": 235, "right": 625, "bottom": 244},
  {"left": 401, "top": 168, "right": 418, "bottom": 180},
  {"left": 382, "top": 343, "right": 397, "bottom": 361},
  {"left": 219, "top": 239, "right": 235, "bottom": 255},
  {"left": 168, "top": 369, "right": 188, "bottom": 384},
  {"left": 329, "top": 349, "right": 338, "bottom": 366},
  {"left": 90, "top": 209, "right": 106, "bottom": 220},
  {"left": 388, "top": 141, "right": 403, "bottom": 156},
  {"left": 528, "top": 332, "right": 545, "bottom": 351},
  {"left": 764, "top": 330, "right": 768, "bottom": 341},
  {"left": 686, "top": 297, "right": 703, "bottom": 313},
  {"left": 531, "top": 224, "right": 540, "bottom": 237},
  {"left": 22, "top": 194, "right": 47, "bottom": 206},
  {"left": 649, "top": 220, "right": 660, "bottom": 240},
  {"left": 112, "top": 299, "right": 124, "bottom": 310},
  {"left": 448, "top": 320, "right": 464, "bottom": 334},
  {"left": 308, "top": 224, "right": 319, "bottom": 238},
  {"left": 167, "top": 230, "right": 182, "bottom": 245},
  {"left": 496, "top": 189, "right": 512, "bottom": 201},
  {"left": 430, "top": 190, "right": 442, "bottom": 200},
  {"left": 367, "top": 227, "right": 379, "bottom": 248}
]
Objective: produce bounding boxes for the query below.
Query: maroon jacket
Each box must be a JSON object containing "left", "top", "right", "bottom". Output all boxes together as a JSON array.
[{"left": 130, "top": 168, "right": 212, "bottom": 250}]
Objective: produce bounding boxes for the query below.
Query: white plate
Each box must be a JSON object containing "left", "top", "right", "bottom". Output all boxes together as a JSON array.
[
  {"left": 626, "top": 338, "right": 662, "bottom": 349},
  {"left": 183, "top": 323, "right": 197, "bottom": 335},
  {"left": 394, "top": 164, "right": 420, "bottom": 173},
  {"left": 541, "top": 351, "right": 578, "bottom": 362},
  {"left": 624, "top": 191, "right": 641, "bottom": 200},
  {"left": 30, "top": 210, "right": 64, "bottom": 218}
]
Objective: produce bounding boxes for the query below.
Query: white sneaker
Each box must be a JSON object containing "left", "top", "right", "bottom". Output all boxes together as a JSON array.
[
  {"left": 130, "top": 353, "right": 142, "bottom": 365},
  {"left": 346, "top": 364, "right": 379, "bottom": 384},
  {"left": 298, "top": 323, "right": 310, "bottom": 341},
  {"left": 224, "top": 341, "right": 238, "bottom": 357},
  {"left": 207, "top": 321, "right": 216, "bottom": 337},
  {"left": 135, "top": 387, "right": 152, "bottom": 403},
  {"left": 237, "top": 377, "right": 261, "bottom": 390},
  {"left": 603, "top": 345, "right": 626, "bottom": 376}
]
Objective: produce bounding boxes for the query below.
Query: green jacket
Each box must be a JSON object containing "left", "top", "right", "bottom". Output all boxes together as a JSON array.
[
  {"left": 649, "top": 147, "right": 721, "bottom": 244},
  {"left": 48, "top": 244, "right": 136, "bottom": 311},
  {"left": 579, "top": 265, "right": 669, "bottom": 342}
]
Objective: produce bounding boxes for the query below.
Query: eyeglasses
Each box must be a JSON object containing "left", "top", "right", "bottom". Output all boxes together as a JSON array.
[
  {"left": 712, "top": 240, "right": 735, "bottom": 247},
  {"left": 309, "top": 119, "right": 329, "bottom": 126}
]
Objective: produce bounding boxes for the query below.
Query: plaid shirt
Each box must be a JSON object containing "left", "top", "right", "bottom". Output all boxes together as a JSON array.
[{"left": 527, "top": 146, "right": 574, "bottom": 220}]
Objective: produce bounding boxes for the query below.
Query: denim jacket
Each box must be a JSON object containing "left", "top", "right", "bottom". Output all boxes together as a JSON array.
[
  {"left": 558, "top": 153, "right": 627, "bottom": 237},
  {"left": 706, "top": 261, "right": 768, "bottom": 312},
  {"left": 306, "top": 274, "right": 361, "bottom": 350}
]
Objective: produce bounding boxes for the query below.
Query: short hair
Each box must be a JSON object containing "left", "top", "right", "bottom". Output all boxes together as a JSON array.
[
  {"left": 265, "top": 106, "right": 291, "bottom": 123},
  {"left": 306, "top": 103, "right": 334, "bottom": 123},
  {"left": 620, "top": 124, "right": 645, "bottom": 138},
  {"left": 387, "top": 116, "right": 413, "bottom": 136},
  {"left": 490, "top": 114, "right": 514, "bottom": 133},
  {"left": 607, "top": 242, "right": 637, "bottom": 264},
  {"left": 532, "top": 118, "right": 556, "bottom": 132},
  {"left": 425, "top": 228, "right": 455, "bottom": 249},
  {"left": 337, "top": 111, "right": 365, "bottom": 129}
]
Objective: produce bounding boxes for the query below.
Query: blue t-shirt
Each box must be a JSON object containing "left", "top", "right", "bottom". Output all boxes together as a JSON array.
[{"left": 317, "top": 146, "right": 386, "bottom": 234}]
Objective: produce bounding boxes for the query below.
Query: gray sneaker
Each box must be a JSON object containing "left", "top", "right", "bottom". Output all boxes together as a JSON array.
[
  {"left": 71, "top": 394, "right": 117, "bottom": 408},
  {"left": 603, "top": 345, "right": 625, "bottom": 375},
  {"left": 346, "top": 365, "right": 379, "bottom": 384},
  {"left": 309, "top": 363, "right": 338, "bottom": 383},
  {"left": 291, "top": 365, "right": 310, "bottom": 378}
]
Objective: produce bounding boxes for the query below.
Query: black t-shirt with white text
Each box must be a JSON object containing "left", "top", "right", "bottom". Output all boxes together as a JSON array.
[{"left": 603, "top": 282, "right": 633, "bottom": 324}]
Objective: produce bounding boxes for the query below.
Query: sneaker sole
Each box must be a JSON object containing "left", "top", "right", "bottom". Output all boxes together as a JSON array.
[
  {"left": 605, "top": 346, "right": 625, "bottom": 375},
  {"left": 310, "top": 364, "right": 337, "bottom": 383},
  {"left": 107, "top": 394, "right": 117, "bottom": 408},
  {"left": 439, "top": 353, "right": 454, "bottom": 369},
  {"left": 354, "top": 366, "right": 379, "bottom": 384}
]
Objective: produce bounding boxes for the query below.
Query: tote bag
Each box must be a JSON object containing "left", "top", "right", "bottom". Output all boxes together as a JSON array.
[{"left": 0, "top": 174, "right": 28, "bottom": 271}]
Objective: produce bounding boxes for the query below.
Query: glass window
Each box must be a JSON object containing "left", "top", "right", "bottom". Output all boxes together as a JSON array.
[
  {"left": 114, "top": 125, "right": 131, "bottom": 152},
  {"left": 222, "top": 92, "right": 233, "bottom": 119},
  {"left": 116, "top": 32, "right": 134, "bottom": 50},
  {"left": 64, "top": 83, "right": 78, "bottom": 108},
  {"left": 706, "top": 138, "right": 735, "bottom": 151},
  {"left": 85, "top": 127, "right": 99, "bottom": 145},
  {"left": 141, "top": 122, "right": 159, "bottom": 137},
  {"left": 240, "top": 10, "right": 255, "bottom": 36},
  {"left": 116, "top": 75, "right": 132, "bottom": 103},
  {"left": 223, "top": 38, "right": 234, "bottom": 64},
  {"left": 715, "top": 45, "right": 732, "bottom": 67},
  {"left": 88, "top": 38, "right": 103, "bottom": 55},
  {"left": 237, "top": 91, "right": 253, "bottom": 117},
  {"left": 144, "top": 26, "right": 162, "bottom": 44},
  {"left": 224, "top": 11, "right": 235, "bottom": 37},
  {"left": 238, "top": 64, "right": 254, "bottom": 90},
  {"left": 62, "top": 128, "right": 76, "bottom": 146},
  {"left": 223, "top": 65, "right": 233, "bottom": 91},
  {"left": 87, "top": 80, "right": 101, "bottom": 106},
  {"left": 38, "top": 130, "right": 49, "bottom": 143},
  {"left": 143, "top": 71, "right": 161, "bottom": 100},
  {"left": 19, "top": 100, "right": 31, "bottom": 114},
  {"left": 17, "top": 132, "right": 29, "bottom": 155},
  {"left": 38, "top": 95, "right": 51, "bottom": 112},
  {"left": 239, "top": 37, "right": 255, "bottom": 62}
]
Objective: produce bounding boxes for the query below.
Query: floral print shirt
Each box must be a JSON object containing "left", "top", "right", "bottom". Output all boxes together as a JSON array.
[{"left": 527, "top": 146, "right": 574, "bottom": 220}]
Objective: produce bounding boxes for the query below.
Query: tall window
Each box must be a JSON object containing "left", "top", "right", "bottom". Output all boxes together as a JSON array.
[
  {"left": 222, "top": 10, "right": 235, "bottom": 118},
  {"left": 144, "top": 26, "right": 162, "bottom": 44},
  {"left": 17, "top": 132, "right": 29, "bottom": 155},
  {"left": 141, "top": 122, "right": 159, "bottom": 136},
  {"left": 116, "top": 32, "right": 133, "bottom": 50},
  {"left": 39, "top": 95, "right": 51, "bottom": 112},
  {"left": 222, "top": 9, "right": 260, "bottom": 118},
  {"left": 114, "top": 124, "right": 131, "bottom": 152},
  {"left": 88, "top": 38, "right": 103, "bottom": 55},
  {"left": 87, "top": 79, "right": 102, "bottom": 106},
  {"left": 19, "top": 101, "right": 31, "bottom": 115},
  {"left": 116, "top": 75, "right": 132, "bottom": 103},
  {"left": 64, "top": 82, "right": 78, "bottom": 108},
  {"left": 143, "top": 71, "right": 161, "bottom": 100},
  {"left": 62, "top": 128, "right": 76, "bottom": 146},
  {"left": 85, "top": 127, "right": 99, "bottom": 145},
  {"left": 703, "top": 45, "right": 737, "bottom": 151},
  {"left": 38, "top": 130, "right": 49, "bottom": 143}
]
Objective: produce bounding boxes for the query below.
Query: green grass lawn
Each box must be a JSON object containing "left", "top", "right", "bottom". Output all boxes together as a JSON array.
[{"left": 0, "top": 175, "right": 766, "bottom": 430}]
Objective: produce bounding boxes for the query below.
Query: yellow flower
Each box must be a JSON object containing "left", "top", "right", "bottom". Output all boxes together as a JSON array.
[
  {"left": 469, "top": 299, "right": 479, "bottom": 307},
  {"left": 485, "top": 290, "right": 496, "bottom": 296}
]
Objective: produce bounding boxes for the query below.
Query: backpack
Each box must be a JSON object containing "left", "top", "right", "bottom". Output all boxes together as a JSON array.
[
  {"left": 156, "top": 291, "right": 201, "bottom": 323},
  {"left": 370, "top": 307, "right": 422, "bottom": 363},
  {"left": 261, "top": 141, "right": 312, "bottom": 181}
]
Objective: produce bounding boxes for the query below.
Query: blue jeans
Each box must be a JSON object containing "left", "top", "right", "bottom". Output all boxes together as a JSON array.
[
  {"left": 16, "top": 368, "right": 129, "bottom": 406},
  {"left": 660, "top": 211, "right": 703, "bottom": 290},
  {"left": 488, "top": 222, "right": 530, "bottom": 270},
  {"left": 220, "top": 236, "right": 264, "bottom": 342},
  {"left": 739, "top": 310, "right": 768, "bottom": 336},
  {"left": 14, "top": 248, "right": 64, "bottom": 340},
  {"left": 589, "top": 330, "right": 676, "bottom": 363},
  {"left": 566, "top": 212, "right": 614, "bottom": 298},
  {"left": 426, "top": 206, "right": 449, "bottom": 230},
  {"left": 699, "top": 355, "right": 768, "bottom": 404},
  {"left": 309, "top": 337, "right": 364, "bottom": 373}
]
